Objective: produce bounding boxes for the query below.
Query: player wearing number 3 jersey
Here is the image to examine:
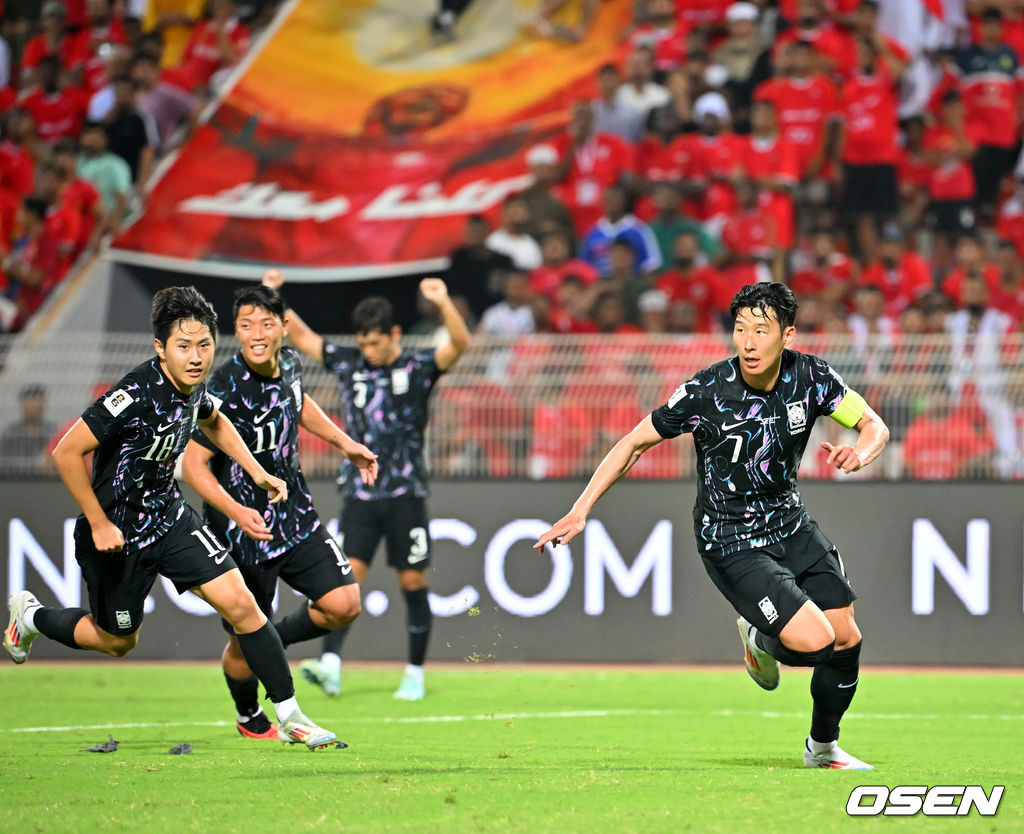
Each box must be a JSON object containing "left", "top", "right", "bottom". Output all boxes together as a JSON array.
[
  {"left": 537, "top": 282, "right": 890, "bottom": 770},
  {"left": 263, "top": 270, "right": 471, "bottom": 701},
  {"left": 5, "top": 287, "right": 340, "bottom": 750},
  {"left": 181, "top": 285, "right": 378, "bottom": 741}
]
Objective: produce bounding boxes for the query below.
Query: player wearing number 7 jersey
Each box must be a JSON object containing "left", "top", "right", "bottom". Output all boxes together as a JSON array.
[
  {"left": 262, "top": 269, "right": 471, "bottom": 701},
  {"left": 181, "top": 285, "right": 378, "bottom": 740},
  {"left": 536, "top": 282, "right": 890, "bottom": 770},
  {"left": 4, "top": 287, "right": 341, "bottom": 750}
]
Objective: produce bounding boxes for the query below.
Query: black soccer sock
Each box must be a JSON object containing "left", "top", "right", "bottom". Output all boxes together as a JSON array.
[
  {"left": 321, "top": 624, "right": 350, "bottom": 657},
  {"left": 224, "top": 673, "right": 260, "bottom": 717},
  {"left": 34, "top": 607, "right": 89, "bottom": 650},
  {"left": 754, "top": 629, "right": 834, "bottom": 667},
  {"left": 403, "top": 588, "right": 432, "bottom": 667},
  {"left": 274, "top": 605, "right": 330, "bottom": 649},
  {"left": 809, "top": 641, "right": 862, "bottom": 744},
  {"left": 235, "top": 622, "right": 294, "bottom": 703}
]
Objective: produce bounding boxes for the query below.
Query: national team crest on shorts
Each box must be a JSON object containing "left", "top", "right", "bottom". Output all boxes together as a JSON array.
[
  {"left": 757, "top": 596, "right": 779, "bottom": 625},
  {"left": 115, "top": 610, "right": 132, "bottom": 629},
  {"left": 786, "top": 402, "right": 807, "bottom": 433}
]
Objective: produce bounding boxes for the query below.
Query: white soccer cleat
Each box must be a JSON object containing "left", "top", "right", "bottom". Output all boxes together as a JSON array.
[
  {"left": 736, "top": 617, "right": 780, "bottom": 691},
  {"left": 803, "top": 738, "right": 874, "bottom": 770},
  {"left": 277, "top": 710, "right": 339, "bottom": 750},
  {"left": 4, "top": 591, "right": 42, "bottom": 664},
  {"left": 299, "top": 658, "right": 341, "bottom": 697},
  {"left": 393, "top": 672, "right": 425, "bottom": 701}
]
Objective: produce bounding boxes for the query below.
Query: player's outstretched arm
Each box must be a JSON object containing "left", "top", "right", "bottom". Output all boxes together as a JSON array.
[
  {"left": 262, "top": 269, "right": 324, "bottom": 361},
  {"left": 300, "top": 394, "right": 379, "bottom": 486},
  {"left": 535, "top": 414, "right": 664, "bottom": 550},
  {"left": 420, "top": 277, "right": 471, "bottom": 371},
  {"left": 197, "top": 407, "right": 289, "bottom": 504},
  {"left": 822, "top": 400, "right": 889, "bottom": 474},
  {"left": 51, "top": 418, "right": 124, "bottom": 552},
  {"left": 180, "top": 440, "right": 273, "bottom": 541}
]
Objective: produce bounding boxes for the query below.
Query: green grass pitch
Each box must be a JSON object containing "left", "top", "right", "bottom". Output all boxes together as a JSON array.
[{"left": 0, "top": 663, "right": 1021, "bottom": 833}]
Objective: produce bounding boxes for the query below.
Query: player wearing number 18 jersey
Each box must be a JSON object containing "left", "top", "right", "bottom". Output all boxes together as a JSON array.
[
  {"left": 537, "top": 282, "right": 889, "bottom": 770},
  {"left": 182, "top": 286, "right": 378, "bottom": 740},
  {"left": 5, "top": 287, "right": 339, "bottom": 750},
  {"left": 263, "top": 270, "right": 471, "bottom": 701}
]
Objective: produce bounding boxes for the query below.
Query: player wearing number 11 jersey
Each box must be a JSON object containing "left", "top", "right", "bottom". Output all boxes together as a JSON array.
[
  {"left": 182, "top": 286, "right": 378, "bottom": 740},
  {"left": 5, "top": 287, "right": 340, "bottom": 750},
  {"left": 537, "top": 282, "right": 890, "bottom": 770}
]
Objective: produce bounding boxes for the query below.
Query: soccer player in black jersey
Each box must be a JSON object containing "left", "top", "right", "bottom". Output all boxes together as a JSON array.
[
  {"left": 3, "top": 287, "right": 340, "bottom": 750},
  {"left": 181, "top": 285, "right": 378, "bottom": 739},
  {"left": 537, "top": 282, "right": 890, "bottom": 770},
  {"left": 263, "top": 269, "right": 470, "bottom": 701}
]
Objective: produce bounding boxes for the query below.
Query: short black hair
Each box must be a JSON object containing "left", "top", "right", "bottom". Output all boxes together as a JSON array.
[
  {"left": 730, "top": 282, "right": 799, "bottom": 329},
  {"left": 980, "top": 6, "right": 1003, "bottom": 23},
  {"left": 19, "top": 384, "right": 45, "bottom": 400},
  {"left": 21, "top": 196, "right": 47, "bottom": 221},
  {"left": 151, "top": 286, "right": 218, "bottom": 344},
  {"left": 233, "top": 285, "right": 284, "bottom": 322},
  {"left": 352, "top": 296, "right": 396, "bottom": 334}
]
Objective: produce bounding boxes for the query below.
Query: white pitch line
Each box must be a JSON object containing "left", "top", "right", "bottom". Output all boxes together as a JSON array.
[{"left": 5, "top": 708, "right": 1021, "bottom": 735}]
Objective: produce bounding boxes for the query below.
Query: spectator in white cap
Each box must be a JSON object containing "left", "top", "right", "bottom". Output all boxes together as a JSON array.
[
  {"left": 521, "top": 143, "right": 575, "bottom": 243},
  {"left": 690, "top": 92, "right": 742, "bottom": 238},
  {"left": 713, "top": 2, "right": 771, "bottom": 128},
  {"left": 637, "top": 288, "right": 670, "bottom": 333}
]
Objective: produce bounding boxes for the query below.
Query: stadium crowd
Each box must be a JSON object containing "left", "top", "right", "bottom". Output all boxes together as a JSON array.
[{"left": 0, "top": 0, "right": 276, "bottom": 332}]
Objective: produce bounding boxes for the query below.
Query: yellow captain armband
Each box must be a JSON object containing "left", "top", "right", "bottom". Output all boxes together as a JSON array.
[{"left": 830, "top": 389, "right": 867, "bottom": 429}]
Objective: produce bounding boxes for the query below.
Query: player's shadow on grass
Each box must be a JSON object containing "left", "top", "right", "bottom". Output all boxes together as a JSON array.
[{"left": 695, "top": 756, "right": 802, "bottom": 769}]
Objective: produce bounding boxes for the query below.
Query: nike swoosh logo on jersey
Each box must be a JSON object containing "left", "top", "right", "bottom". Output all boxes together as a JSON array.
[
  {"left": 214, "top": 551, "right": 228, "bottom": 565},
  {"left": 253, "top": 410, "right": 273, "bottom": 424},
  {"left": 837, "top": 678, "right": 859, "bottom": 689},
  {"left": 156, "top": 422, "right": 177, "bottom": 433},
  {"left": 341, "top": 565, "right": 352, "bottom": 575},
  {"left": 408, "top": 553, "right": 429, "bottom": 564},
  {"left": 721, "top": 420, "right": 747, "bottom": 430}
]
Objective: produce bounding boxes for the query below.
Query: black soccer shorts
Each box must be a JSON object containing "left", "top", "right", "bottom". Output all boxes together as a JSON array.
[
  {"left": 700, "top": 520, "right": 857, "bottom": 639},
  {"left": 219, "top": 524, "right": 358, "bottom": 634},
  {"left": 339, "top": 495, "right": 432, "bottom": 570},
  {"left": 75, "top": 505, "right": 237, "bottom": 636}
]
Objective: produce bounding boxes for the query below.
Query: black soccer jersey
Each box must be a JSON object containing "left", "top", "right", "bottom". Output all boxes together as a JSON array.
[
  {"left": 80, "top": 357, "right": 216, "bottom": 554},
  {"left": 651, "top": 349, "right": 847, "bottom": 557},
  {"left": 322, "top": 342, "right": 441, "bottom": 500},
  {"left": 192, "top": 346, "right": 318, "bottom": 564}
]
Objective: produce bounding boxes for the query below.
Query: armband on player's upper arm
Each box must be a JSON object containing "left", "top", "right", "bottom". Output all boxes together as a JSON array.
[{"left": 830, "top": 389, "right": 867, "bottom": 429}]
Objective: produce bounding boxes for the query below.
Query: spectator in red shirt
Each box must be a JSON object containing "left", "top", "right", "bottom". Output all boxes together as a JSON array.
[
  {"left": 773, "top": 0, "right": 854, "bottom": 77},
  {"left": 634, "top": 104, "right": 694, "bottom": 220},
  {"left": 688, "top": 91, "right": 743, "bottom": 234},
  {"left": 903, "top": 393, "right": 995, "bottom": 479},
  {"left": 837, "top": 36, "right": 902, "bottom": 265},
  {"left": 0, "top": 109, "right": 40, "bottom": 198},
  {"left": 940, "top": 232, "right": 1001, "bottom": 307},
  {"left": 847, "top": 0, "right": 911, "bottom": 81},
  {"left": 991, "top": 237, "right": 1024, "bottom": 323},
  {"left": 20, "top": 1, "right": 77, "bottom": 90},
  {"left": 21, "top": 55, "right": 87, "bottom": 145},
  {"left": 655, "top": 229, "right": 720, "bottom": 331},
  {"left": 529, "top": 228, "right": 598, "bottom": 304},
  {"left": 789, "top": 227, "right": 857, "bottom": 311},
  {"left": 163, "top": 0, "right": 250, "bottom": 95},
  {"left": 627, "top": 0, "right": 688, "bottom": 74},
  {"left": 859, "top": 222, "right": 934, "bottom": 316},
  {"left": 753, "top": 40, "right": 842, "bottom": 212},
  {"left": 715, "top": 179, "right": 778, "bottom": 315},
  {"left": 951, "top": 6, "right": 1023, "bottom": 223},
  {"left": 922, "top": 89, "right": 979, "bottom": 273},
  {"left": 553, "top": 100, "right": 636, "bottom": 235},
  {"left": 550, "top": 273, "right": 598, "bottom": 334},
  {"left": 3, "top": 197, "right": 63, "bottom": 327},
  {"left": 52, "top": 137, "right": 104, "bottom": 254},
  {"left": 744, "top": 99, "right": 799, "bottom": 247},
  {"left": 34, "top": 161, "right": 81, "bottom": 274},
  {"left": 897, "top": 115, "right": 931, "bottom": 230},
  {"left": 70, "top": 0, "right": 128, "bottom": 94}
]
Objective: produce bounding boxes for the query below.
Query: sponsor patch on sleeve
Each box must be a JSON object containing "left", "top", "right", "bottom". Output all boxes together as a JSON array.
[{"left": 103, "top": 389, "right": 134, "bottom": 417}]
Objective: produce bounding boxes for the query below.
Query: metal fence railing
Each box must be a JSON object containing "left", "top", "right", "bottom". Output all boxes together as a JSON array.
[{"left": 0, "top": 332, "right": 1020, "bottom": 481}]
